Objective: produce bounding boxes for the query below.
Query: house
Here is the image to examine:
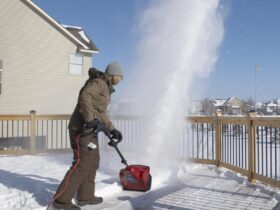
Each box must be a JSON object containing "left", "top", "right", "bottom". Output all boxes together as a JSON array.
[
  {"left": 212, "top": 97, "right": 242, "bottom": 115},
  {"left": 265, "top": 101, "right": 278, "bottom": 115},
  {"left": 0, "top": 0, "right": 99, "bottom": 114},
  {"left": 212, "top": 99, "right": 227, "bottom": 114},
  {"left": 226, "top": 96, "right": 242, "bottom": 115}
]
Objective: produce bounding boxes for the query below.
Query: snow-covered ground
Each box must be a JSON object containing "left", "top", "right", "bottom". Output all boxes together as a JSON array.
[{"left": 0, "top": 149, "right": 280, "bottom": 210}]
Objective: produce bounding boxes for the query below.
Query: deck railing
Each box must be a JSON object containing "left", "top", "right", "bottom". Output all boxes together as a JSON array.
[
  {"left": 0, "top": 111, "right": 145, "bottom": 153},
  {"left": 0, "top": 111, "right": 279, "bottom": 188},
  {"left": 187, "top": 115, "right": 280, "bottom": 188}
]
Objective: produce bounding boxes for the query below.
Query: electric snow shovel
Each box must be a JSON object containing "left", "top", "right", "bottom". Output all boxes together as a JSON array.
[{"left": 96, "top": 124, "right": 152, "bottom": 192}]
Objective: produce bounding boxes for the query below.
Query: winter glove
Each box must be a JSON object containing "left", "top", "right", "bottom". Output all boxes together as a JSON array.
[
  {"left": 110, "top": 129, "right": 123, "bottom": 141},
  {"left": 85, "top": 119, "right": 102, "bottom": 131}
]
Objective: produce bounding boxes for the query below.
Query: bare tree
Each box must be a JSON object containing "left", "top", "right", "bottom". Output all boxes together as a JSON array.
[
  {"left": 201, "top": 98, "right": 215, "bottom": 115},
  {"left": 241, "top": 97, "right": 254, "bottom": 114}
]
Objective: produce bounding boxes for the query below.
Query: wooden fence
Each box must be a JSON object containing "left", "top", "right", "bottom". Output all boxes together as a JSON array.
[
  {"left": 187, "top": 115, "right": 280, "bottom": 188},
  {"left": 0, "top": 111, "right": 279, "bottom": 188},
  {"left": 0, "top": 111, "right": 145, "bottom": 153}
]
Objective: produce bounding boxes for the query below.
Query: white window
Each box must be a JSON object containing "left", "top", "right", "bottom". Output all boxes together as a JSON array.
[
  {"left": 69, "top": 53, "right": 83, "bottom": 75},
  {"left": 0, "top": 60, "right": 2, "bottom": 95}
]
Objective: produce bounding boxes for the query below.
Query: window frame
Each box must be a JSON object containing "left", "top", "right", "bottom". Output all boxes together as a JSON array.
[{"left": 69, "top": 53, "right": 84, "bottom": 75}]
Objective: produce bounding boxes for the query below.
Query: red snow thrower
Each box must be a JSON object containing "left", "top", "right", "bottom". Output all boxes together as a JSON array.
[{"left": 97, "top": 125, "right": 152, "bottom": 192}]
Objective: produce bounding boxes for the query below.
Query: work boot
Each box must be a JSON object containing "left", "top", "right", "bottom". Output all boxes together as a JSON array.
[
  {"left": 77, "top": 196, "right": 103, "bottom": 206},
  {"left": 52, "top": 200, "right": 81, "bottom": 210}
]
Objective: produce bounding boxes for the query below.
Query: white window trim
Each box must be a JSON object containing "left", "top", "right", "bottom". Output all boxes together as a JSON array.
[{"left": 69, "top": 53, "right": 84, "bottom": 75}]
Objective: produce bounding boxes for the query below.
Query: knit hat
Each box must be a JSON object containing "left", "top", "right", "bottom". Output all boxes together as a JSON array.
[{"left": 105, "top": 62, "right": 124, "bottom": 77}]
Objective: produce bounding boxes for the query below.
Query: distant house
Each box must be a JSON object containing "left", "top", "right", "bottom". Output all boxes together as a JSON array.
[
  {"left": 265, "top": 101, "right": 278, "bottom": 115},
  {"left": 212, "top": 97, "right": 242, "bottom": 115},
  {"left": 212, "top": 99, "right": 227, "bottom": 113},
  {"left": 227, "top": 97, "right": 242, "bottom": 115},
  {"left": 0, "top": 0, "right": 99, "bottom": 114}
]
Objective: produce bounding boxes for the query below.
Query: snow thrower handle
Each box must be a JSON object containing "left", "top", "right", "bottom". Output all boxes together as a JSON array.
[
  {"left": 105, "top": 134, "right": 128, "bottom": 166},
  {"left": 94, "top": 123, "right": 111, "bottom": 137},
  {"left": 94, "top": 124, "right": 121, "bottom": 145},
  {"left": 94, "top": 123, "right": 128, "bottom": 166}
]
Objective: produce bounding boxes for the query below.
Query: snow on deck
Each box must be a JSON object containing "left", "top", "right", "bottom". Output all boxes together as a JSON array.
[{"left": 0, "top": 151, "right": 279, "bottom": 210}]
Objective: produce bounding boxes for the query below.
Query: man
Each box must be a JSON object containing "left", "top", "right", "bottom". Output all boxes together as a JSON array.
[{"left": 52, "top": 62, "right": 124, "bottom": 210}]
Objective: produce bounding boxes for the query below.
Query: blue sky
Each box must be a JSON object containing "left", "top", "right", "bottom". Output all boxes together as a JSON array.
[
  {"left": 33, "top": 0, "right": 280, "bottom": 101},
  {"left": 209, "top": 0, "right": 280, "bottom": 102}
]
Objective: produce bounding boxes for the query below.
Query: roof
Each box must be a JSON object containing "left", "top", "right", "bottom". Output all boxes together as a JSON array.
[
  {"left": 266, "top": 101, "right": 278, "bottom": 107},
  {"left": 21, "top": 0, "right": 99, "bottom": 54},
  {"left": 62, "top": 25, "right": 99, "bottom": 52},
  {"left": 227, "top": 96, "right": 241, "bottom": 103},
  {"left": 213, "top": 99, "right": 227, "bottom": 107}
]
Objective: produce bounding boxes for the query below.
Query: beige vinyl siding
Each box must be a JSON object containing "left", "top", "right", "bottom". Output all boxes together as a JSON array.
[
  {"left": 0, "top": 60, "right": 3, "bottom": 95},
  {"left": 0, "top": 0, "right": 92, "bottom": 114}
]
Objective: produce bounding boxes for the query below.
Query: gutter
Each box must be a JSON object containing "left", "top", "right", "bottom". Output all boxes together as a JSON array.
[{"left": 79, "top": 49, "right": 99, "bottom": 54}]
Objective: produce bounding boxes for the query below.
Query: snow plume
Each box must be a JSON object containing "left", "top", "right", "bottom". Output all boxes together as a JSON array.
[{"left": 125, "top": 0, "right": 224, "bottom": 176}]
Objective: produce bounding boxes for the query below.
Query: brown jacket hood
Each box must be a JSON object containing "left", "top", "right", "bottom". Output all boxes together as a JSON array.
[{"left": 88, "top": 67, "right": 115, "bottom": 93}]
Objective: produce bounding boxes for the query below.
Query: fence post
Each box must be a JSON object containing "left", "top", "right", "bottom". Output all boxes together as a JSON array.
[
  {"left": 215, "top": 111, "right": 222, "bottom": 167},
  {"left": 30, "top": 110, "right": 36, "bottom": 153},
  {"left": 247, "top": 111, "right": 256, "bottom": 182}
]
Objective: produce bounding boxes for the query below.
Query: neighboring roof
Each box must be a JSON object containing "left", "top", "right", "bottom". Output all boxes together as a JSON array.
[
  {"left": 227, "top": 96, "right": 240, "bottom": 103},
  {"left": 21, "top": 0, "right": 99, "bottom": 54},
  {"left": 213, "top": 97, "right": 242, "bottom": 108},
  {"left": 213, "top": 99, "right": 227, "bottom": 107},
  {"left": 62, "top": 25, "right": 99, "bottom": 53},
  {"left": 266, "top": 101, "right": 278, "bottom": 107}
]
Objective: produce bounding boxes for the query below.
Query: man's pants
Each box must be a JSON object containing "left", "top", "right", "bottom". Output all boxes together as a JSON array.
[{"left": 54, "top": 130, "right": 100, "bottom": 205}]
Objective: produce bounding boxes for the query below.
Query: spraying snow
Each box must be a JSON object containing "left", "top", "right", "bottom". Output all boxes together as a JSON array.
[{"left": 123, "top": 0, "right": 225, "bottom": 175}]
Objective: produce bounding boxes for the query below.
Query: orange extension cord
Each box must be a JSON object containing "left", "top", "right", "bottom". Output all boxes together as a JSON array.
[{"left": 46, "top": 135, "right": 81, "bottom": 210}]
